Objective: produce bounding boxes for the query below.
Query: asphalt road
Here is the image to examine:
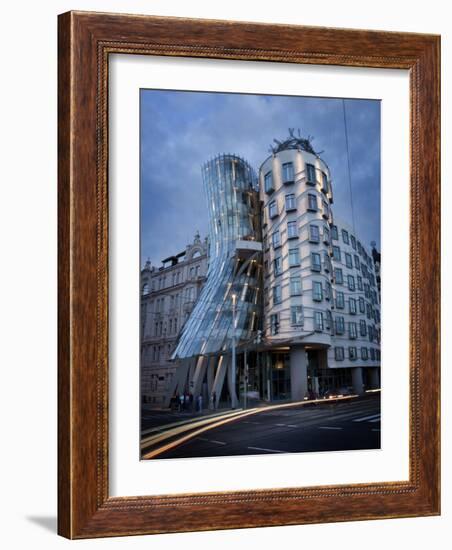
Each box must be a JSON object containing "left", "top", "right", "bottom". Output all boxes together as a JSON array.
[{"left": 151, "top": 394, "right": 381, "bottom": 459}]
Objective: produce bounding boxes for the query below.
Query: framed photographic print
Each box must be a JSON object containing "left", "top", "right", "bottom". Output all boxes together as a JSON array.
[{"left": 58, "top": 11, "right": 440, "bottom": 538}]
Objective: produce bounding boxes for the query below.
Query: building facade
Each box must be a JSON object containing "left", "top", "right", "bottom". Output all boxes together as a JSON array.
[
  {"left": 140, "top": 233, "right": 208, "bottom": 405},
  {"left": 259, "top": 134, "right": 380, "bottom": 399},
  {"left": 141, "top": 132, "right": 381, "bottom": 408}
]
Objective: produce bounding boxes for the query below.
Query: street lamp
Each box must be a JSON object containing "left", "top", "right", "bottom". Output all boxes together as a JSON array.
[{"left": 231, "top": 293, "right": 237, "bottom": 409}]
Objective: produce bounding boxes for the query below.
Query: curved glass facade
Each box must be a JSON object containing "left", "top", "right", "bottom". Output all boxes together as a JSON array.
[{"left": 172, "top": 154, "right": 262, "bottom": 359}]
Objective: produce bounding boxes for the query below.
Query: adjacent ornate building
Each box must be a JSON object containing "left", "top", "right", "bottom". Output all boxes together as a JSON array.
[{"left": 140, "top": 233, "right": 208, "bottom": 405}]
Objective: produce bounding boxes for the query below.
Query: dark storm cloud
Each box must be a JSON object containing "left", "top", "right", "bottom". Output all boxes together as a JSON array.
[{"left": 140, "top": 90, "right": 380, "bottom": 266}]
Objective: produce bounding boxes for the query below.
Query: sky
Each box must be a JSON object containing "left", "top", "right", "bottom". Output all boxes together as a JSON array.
[{"left": 140, "top": 90, "right": 380, "bottom": 266}]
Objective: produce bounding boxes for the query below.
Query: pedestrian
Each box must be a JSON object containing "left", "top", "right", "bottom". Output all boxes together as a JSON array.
[
  {"left": 212, "top": 391, "right": 217, "bottom": 410},
  {"left": 197, "top": 394, "right": 203, "bottom": 413},
  {"left": 189, "top": 392, "right": 194, "bottom": 413}
]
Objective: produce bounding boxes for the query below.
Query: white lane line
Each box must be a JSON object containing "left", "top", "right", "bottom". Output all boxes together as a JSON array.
[
  {"left": 353, "top": 414, "right": 381, "bottom": 422},
  {"left": 318, "top": 426, "right": 343, "bottom": 430},
  {"left": 287, "top": 424, "right": 298, "bottom": 428},
  {"left": 209, "top": 440, "right": 227, "bottom": 445},
  {"left": 247, "top": 446, "right": 285, "bottom": 453},
  {"left": 275, "top": 423, "right": 287, "bottom": 427},
  {"left": 369, "top": 417, "right": 381, "bottom": 423},
  {"left": 371, "top": 429, "right": 380, "bottom": 432}
]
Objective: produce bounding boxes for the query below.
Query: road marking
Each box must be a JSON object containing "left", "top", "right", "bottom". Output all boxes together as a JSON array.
[
  {"left": 275, "top": 423, "right": 287, "bottom": 427},
  {"left": 369, "top": 417, "right": 381, "bottom": 423},
  {"left": 353, "top": 414, "right": 381, "bottom": 422},
  {"left": 371, "top": 428, "right": 380, "bottom": 432},
  {"left": 209, "top": 440, "right": 227, "bottom": 445},
  {"left": 318, "top": 426, "right": 343, "bottom": 430},
  {"left": 287, "top": 424, "right": 298, "bottom": 428},
  {"left": 247, "top": 446, "right": 285, "bottom": 453}
]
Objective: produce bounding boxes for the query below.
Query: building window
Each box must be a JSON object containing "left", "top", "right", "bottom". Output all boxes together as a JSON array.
[
  {"left": 349, "top": 297, "right": 357, "bottom": 314},
  {"left": 345, "top": 253, "right": 353, "bottom": 269},
  {"left": 348, "top": 275, "right": 355, "bottom": 291},
  {"left": 336, "top": 291, "right": 345, "bottom": 309},
  {"left": 273, "top": 285, "right": 282, "bottom": 305},
  {"left": 360, "top": 319, "right": 367, "bottom": 337},
  {"left": 335, "top": 347, "right": 345, "bottom": 361},
  {"left": 307, "top": 193, "right": 317, "bottom": 211},
  {"left": 282, "top": 162, "right": 294, "bottom": 183},
  {"left": 306, "top": 163, "right": 316, "bottom": 184},
  {"left": 264, "top": 171, "right": 274, "bottom": 193},
  {"left": 272, "top": 231, "right": 281, "bottom": 248},
  {"left": 269, "top": 200, "right": 278, "bottom": 218},
  {"left": 142, "top": 283, "right": 150, "bottom": 295},
  {"left": 361, "top": 347, "right": 368, "bottom": 360},
  {"left": 351, "top": 235, "right": 356, "bottom": 249},
  {"left": 357, "top": 275, "right": 363, "bottom": 291},
  {"left": 290, "top": 276, "right": 302, "bottom": 296},
  {"left": 359, "top": 297, "right": 365, "bottom": 313},
  {"left": 342, "top": 229, "right": 349, "bottom": 244},
  {"left": 321, "top": 172, "right": 329, "bottom": 193},
  {"left": 334, "top": 267, "right": 343, "bottom": 284},
  {"left": 331, "top": 224, "right": 338, "bottom": 240},
  {"left": 314, "top": 311, "right": 324, "bottom": 331},
  {"left": 311, "top": 252, "right": 321, "bottom": 272},
  {"left": 270, "top": 313, "right": 279, "bottom": 335},
  {"left": 313, "top": 281, "right": 323, "bottom": 302},
  {"left": 335, "top": 316, "right": 345, "bottom": 334},
  {"left": 349, "top": 322, "right": 358, "bottom": 339},
  {"left": 323, "top": 225, "right": 330, "bottom": 244},
  {"left": 285, "top": 193, "right": 296, "bottom": 211},
  {"left": 287, "top": 220, "right": 298, "bottom": 239},
  {"left": 354, "top": 254, "right": 360, "bottom": 269},
  {"left": 289, "top": 247, "right": 300, "bottom": 266},
  {"left": 332, "top": 245, "right": 341, "bottom": 262},
  {"left": 273, "top": 257, "right": 282, "bottom": 276},
  {"left": 322, "top": 200, "right": 329, "bottom": 219},
  {"left": 370, "top": 347, "right": 376, "bottom": 360},
  {"left": 309, "top": 224, "right": 320, "bottom": 243},
  {"left": 349, "top": 347, "right": 357, "bottom": 361},
  {"left": 291, "top": 305, "right": 304, "bottom": 326},
  {"left": 376, "top": 349, "right": 381, "bottom": 361}
]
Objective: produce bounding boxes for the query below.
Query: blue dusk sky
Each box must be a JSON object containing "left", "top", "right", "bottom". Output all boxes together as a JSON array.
[{"left": 140, "top": 90, "right": 380, "bottom": 266}]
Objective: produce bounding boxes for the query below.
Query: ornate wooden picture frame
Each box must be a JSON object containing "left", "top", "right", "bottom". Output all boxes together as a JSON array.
[{"left": 58, "top": 11, "right": 440, "bottom": 539}]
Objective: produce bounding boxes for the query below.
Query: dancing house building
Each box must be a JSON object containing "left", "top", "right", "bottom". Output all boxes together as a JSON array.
[{"left": 141, "top": 131, "right": 381, "bottom": 409}]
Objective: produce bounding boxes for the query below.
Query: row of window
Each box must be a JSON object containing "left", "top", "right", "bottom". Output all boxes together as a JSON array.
[
  {"left": 269, "top": 276, "right": 379, "bottom": 322},
  {"left": 154, "top": 317, "right": 179, "bottom": 337},
  {"left": 268, "top": 192, "right": 331, "bottom": 221},
  {"left": 264, "top": 162, "right": 330, "bottom": 195},
  {"left": 141, "top": 263, "right": 204, "bottom": 296},
  {"left": 330, "top": 225, "right": 374, "bottom": 269},
  {"left": 271, "top": 232, "right": 377, "bottom": 296},
  {"left": 334, "top": 346, "right": 381, "bottom": 362},
  {"left": 269, "top": 309, "right": 380, "bottom": 342}
]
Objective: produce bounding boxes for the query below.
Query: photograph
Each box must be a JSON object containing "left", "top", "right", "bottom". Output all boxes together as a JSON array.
[{"left": 139, "top": 90, "right": 382, "bottom": 460}]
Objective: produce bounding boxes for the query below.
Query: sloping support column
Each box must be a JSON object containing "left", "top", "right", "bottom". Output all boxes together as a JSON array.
[
  {"left": 211, "top": 355, "right": 229, "bottom": 408},
  {"left": 191, "top": 355, "right": 208, "bottom": 397},
  {"left": 207, "top": 356, "right": 215, "bottom": 396},
  {"left": 163, "top": 358, "right": 191, "bottom": 407}
]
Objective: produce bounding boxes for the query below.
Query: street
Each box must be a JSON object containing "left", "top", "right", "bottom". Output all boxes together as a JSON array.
[{"left": 141, "top": 393, "right": 380, "bottom": 459}]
